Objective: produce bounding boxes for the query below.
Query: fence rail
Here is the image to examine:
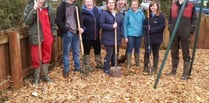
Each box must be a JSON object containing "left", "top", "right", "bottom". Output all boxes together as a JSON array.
[
  {"left": 0, "top": 28, "right": 63, "bottom": 91},
  {"left": 0, "top": 15, "right": 209, "bottom": 92}
]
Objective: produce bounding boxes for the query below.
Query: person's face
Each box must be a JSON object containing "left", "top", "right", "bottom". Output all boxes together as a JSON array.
[
  {"left": 118, "top": 0, "right": 125, "bottom": 8},
  {"left": 67, "top": 0, "right": 75, "bottom": 3},
  {"left": 107, "top": 0, "right": 116, "bottom": 10},
  {"left": 85, "top": 0, "right": 94, "bottom": 10},
  {"left": 37, "top": 0, "right": 45, "bottom": 6},
  {"left": 150, "top": 3, "right": 158, "bottom": 13},
  {"left": 131, "top": 1, "right": 139, "bottom": 12}
]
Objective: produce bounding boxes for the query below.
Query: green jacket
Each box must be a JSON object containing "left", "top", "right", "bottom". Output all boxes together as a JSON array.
[{"left": 23, "top": 1, "right": 56, "bottom": 45}]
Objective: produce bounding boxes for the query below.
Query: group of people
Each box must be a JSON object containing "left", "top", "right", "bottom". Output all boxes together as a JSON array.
[{"left": 23, "top": 0, "right": 197, "bottom": 85}]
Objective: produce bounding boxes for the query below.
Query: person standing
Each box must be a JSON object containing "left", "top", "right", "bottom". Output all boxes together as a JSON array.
[
  {"left": 99, "top": 0, "right": 124, "bottom": 74},
  {"left": 56, "top": 0, "right": 84, "bottom": 78},
  {"left": 81, "top": 0, "right": 103, "bottom": 72},
  {"left": 23, "top": 0, "right": 56, "bottom": 85},
  {"left": 143, "top": 1, "right": 165, "bottom": 74},
  {"left": 123, "top": 0, "right": 145, "bottom": 68},
  {"left": 117, "top": 0, "right": 129, "bottom": 64},
  {"left": 167, "top": 0, "right": 197, "bottom": 80}
]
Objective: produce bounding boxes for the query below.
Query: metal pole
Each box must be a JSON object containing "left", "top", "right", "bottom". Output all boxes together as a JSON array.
[
  {"left": 153, "top": 0, "right": 188, "bottom": 89},
  {"left": 189, "top": 0, "right": 204, "bottom": 76}
]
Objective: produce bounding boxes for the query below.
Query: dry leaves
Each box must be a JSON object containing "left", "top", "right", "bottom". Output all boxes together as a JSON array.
[{"left": 1, "top": 49, "right": 209, "bottom": 103}]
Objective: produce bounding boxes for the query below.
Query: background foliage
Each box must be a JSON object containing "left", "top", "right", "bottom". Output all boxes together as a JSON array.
[{"left": 0, "top": 0, "right": 172, "bottom": 30}]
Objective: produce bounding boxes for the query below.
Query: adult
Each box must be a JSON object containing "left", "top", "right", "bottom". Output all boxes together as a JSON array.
[
  {"left": 23, "top": 0, "right": 56, "bottom": 85},
  {"left": 99, "top": 0, "right": 124, "bottom": 74},
  {"left": 123, "top": 0, "right": 145, "bottom": 68},
  {"left": 167, "top": 0, "right": 197, "bottom": 80},
  {"left": 143, "top": 1, "right": 165, "bottom": 74}
]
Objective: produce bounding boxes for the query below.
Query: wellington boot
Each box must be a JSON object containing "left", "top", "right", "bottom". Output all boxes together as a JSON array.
[
  {"left": 42, "top": 64, "right": 53, "bottom": 83},
  {"left": 166, "top": 67, "right": 177, "bottom": 76},
  {"left": 152, "top": 57, "right": 159, "bottom": 74},
  {"left": 181, "top": 62, "right": 190, "bottom": 80},
  {"left": 126, "top": 54, "right": 131, "bottom": 68},
  {"left": 118, "top": 55, "right": 126, "bottom": 64},
  {"left": 143, "top": 55, "right": 149, "bottom": 74},
  {"left": 84, "top": 55, "right": 94, "bottom": 72},
  {"left": 134, "top": 54, "right": 140, "bottom": 67},
  {"left": 95, "top": 54, "right": 104, "bottom": 69},
  {"left": 33, "top": 68, "right": 40, "bottom": 85}
]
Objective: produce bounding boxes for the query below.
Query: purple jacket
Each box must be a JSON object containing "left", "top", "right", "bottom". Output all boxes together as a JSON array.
[{"left": 99, "top": 10, "right": 124, "bottom": 46}]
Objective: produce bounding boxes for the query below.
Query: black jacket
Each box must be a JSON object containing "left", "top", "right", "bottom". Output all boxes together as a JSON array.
[
  {"left": 81, "top": 7, "right": 100, "bottom": 40},
  {"left": 143, "top": 13, "right": 165, "bottom": 44},
  {"left": 55, "top": 2, "right": 83, "bottom": 36}
]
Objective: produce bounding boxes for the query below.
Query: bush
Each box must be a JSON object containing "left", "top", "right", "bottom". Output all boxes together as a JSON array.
[{"left": 0, "top": 0, "right": 27, "bottom": 30}]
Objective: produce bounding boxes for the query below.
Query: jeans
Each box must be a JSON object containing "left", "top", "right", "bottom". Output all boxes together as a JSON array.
[
  {"left": 126, "top": 36, "right": 142, "bottom": 54},
  {"left": 104, "top": 45, "right": 116, "bottom": 71},
  {"left": 63, "top": 32, "right": 80, "bottom": 72}
]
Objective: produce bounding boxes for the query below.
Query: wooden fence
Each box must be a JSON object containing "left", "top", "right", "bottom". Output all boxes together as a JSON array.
[
  {"left": 0, "top": 28, "right": 63, "bottom": 91},
  {"left": 0, "top": 14, "right": 209, "bottom": 92},
  {"left": 160, "top": 14, "right": 209, "bottom": 49}
]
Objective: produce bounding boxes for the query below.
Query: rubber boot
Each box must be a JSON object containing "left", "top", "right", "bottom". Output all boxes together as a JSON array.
[
  {"left": 134, "top": 54, "right": 140, "bottom": 67},
  {"left": 84, "top": 55, "right": 94, "bottom": 72},
  {"left": 126, "top": 54, "right": 131, "bottom": 68},
  {"left": 118, "top": 54, "right": 126, "bottom": 64},
  {"left": 33, "top": 68, "right": 40, "bottom": 85},
  {"left": 95, "top": 54, "right": 104, "bottom": 69},
  {"left": 167, "top": 67, "right": 177, "bottom": 76},
  {"left": 181, "top": 62, "right": 190, "bottom": 80},
  {"left": 143, "top": 55, "right": 149, "bottom": 74},
  {"left": 152, "top": 57, "right": 159, "bottom": 74},
  {"left": 42, "top": 64, "right": 53, "bottom": 82}
]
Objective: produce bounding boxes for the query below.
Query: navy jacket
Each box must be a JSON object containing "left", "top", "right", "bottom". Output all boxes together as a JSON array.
[
  {"left": 81, "top": 7, "right": 100, "bottom": 40},
  {"left": 99, "top": 10, "right": 124, "bottom": 46},
  {"left": 143, "top": 13, "right": 165, "bottom": 44}
]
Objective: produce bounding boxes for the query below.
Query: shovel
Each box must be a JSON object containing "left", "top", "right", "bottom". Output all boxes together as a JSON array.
[
  {"left": 75, "top": 6, "right": 88, "bottom": 75},
  {"left": 110, "top": 26, "right": 121, "bottom": 77}
]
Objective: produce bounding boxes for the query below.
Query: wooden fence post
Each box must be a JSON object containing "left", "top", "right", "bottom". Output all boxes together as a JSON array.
[{"left": 8, "top": 31, "right": 23, "bottom": 90}]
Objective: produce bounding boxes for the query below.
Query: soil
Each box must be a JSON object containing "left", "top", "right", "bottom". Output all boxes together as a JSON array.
[{"left": 1, "top": 49, "right": 209, "bottom": 103}]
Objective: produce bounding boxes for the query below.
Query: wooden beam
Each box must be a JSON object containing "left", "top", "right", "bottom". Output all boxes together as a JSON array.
[{"left": 8, "top": 31, "right": 23, "bottom": 90}]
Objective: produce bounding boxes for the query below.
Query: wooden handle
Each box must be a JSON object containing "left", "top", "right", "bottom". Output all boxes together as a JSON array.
[{"left": 75, "top": 6, "right": 84, "bottom": 55}]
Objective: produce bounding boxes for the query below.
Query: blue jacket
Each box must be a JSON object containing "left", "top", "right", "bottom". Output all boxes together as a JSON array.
[
  {"left": 99, "top": 10, "right": 124, "bottom": 46},
  {"left": 143, "top": 13, "right": 165, "bottom": 44},
  {"left": 81, "top": 7, "right": 101, "bottom": 40},
  {"left": 123, "top": 8, "right": 145, "bottom": 38}
]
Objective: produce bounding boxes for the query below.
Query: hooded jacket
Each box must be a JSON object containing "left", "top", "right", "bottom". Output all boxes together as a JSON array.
[
  {"left": 123, "top": 8, "right": 145, "bottom": 38},
  {"left": 81, "top": 6, "right": 100, "bottom": 40},
  {"left": 143, "top": 13, "right": 165, "bottom": 44},
  {"left": 23, "top": 0, "right": 56, "bottom": 45},
  {"left": 99, "top": 10, "right": 124, "bottom": 46}
]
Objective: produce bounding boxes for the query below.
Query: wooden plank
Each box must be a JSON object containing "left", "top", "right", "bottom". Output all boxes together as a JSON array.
[
  {"left": 8, "top": 31, "right": 23, "bottom": 90},
  {"left": 204, "top": 16, "right": 209, "bottom": 49}
]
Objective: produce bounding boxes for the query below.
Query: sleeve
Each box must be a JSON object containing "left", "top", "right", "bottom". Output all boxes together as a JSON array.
[
  {"left": 23, "top": 3, "right": 37, "bottom": 25},
  {"left": 55, "top": 3, "right": 68, "bottom": 33},
  {"left": 123, "top": 13, "right": 128, "bottom": 38},
  {"left": 99, "top": 11, "right": 114, "bottom": 30},
  {"left": 49, "top": 5, "right": 57, "bottom": 36},
  {"left": 190, "top": 4, "right": 197, "bottom": 34}
]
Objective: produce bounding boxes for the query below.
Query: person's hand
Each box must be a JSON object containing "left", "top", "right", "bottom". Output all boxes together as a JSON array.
[
  {"left": 125, "top": 38, "right": 128, "bottom": 43},
  {"left": 78, "top": 28, "right": 84, "bottom": 34},
  {"left": 113, "top": 22, "right": 118, "bottom": 28},
  {"left": 33, "top": 0, "right": 44, "bottom": 10}
]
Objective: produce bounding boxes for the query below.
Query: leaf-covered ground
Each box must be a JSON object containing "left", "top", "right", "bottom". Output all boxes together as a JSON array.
[{"left": 1, "top": 49, "right": 209, "bottom": 103}]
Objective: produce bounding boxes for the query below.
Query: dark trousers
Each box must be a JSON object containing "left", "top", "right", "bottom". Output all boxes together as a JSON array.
[
  {"left": 171, "top": 33, "right": 191, "bottom": 68},
  {"left": 83, "top": 39, "right": 101, "bottom": 55},
  {"left": 144, "top": 43, "right": 161, "bottom": 59},
  {"left": 104, "top": 45, "right": 117, "bottom": 70}
]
